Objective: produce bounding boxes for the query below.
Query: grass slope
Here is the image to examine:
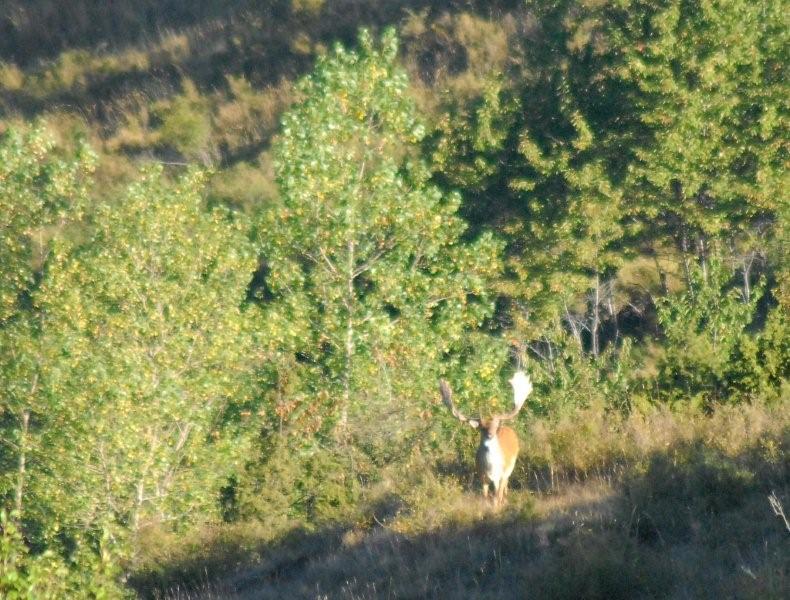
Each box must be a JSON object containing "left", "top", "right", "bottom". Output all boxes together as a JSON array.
[{"left": 133, "top": 405, "right": 789, "bottom": 599}]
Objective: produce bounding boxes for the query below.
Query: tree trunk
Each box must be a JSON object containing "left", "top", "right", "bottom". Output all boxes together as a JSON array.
[
  {"left": 591, "top": 272, "right": 601, "bottom": 357},
  {"left": 608, "top": 294, "right": 620, "bottom": 346},
  {"left": 339, "top": 238, "right": 355, "bottom": 441},
  {"left": 133, "top": 481, "right": 144, "bottom": 531},
  {"left": 681, "top": 231, "right": 694, "bottom": 291},
  {"left": 564, "top": 302, "right": 583, "bottom": 350},
  {"left": 14, "top": 409, "right": 30, "bottom": 517},
  {"left": 697, "top": 236, "right": 708, "bottom": 282},
  {"left": 742, "top": 251, "right": 756, "bottom": 303}
]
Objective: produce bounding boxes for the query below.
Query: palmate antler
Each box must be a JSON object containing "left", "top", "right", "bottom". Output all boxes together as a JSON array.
[
  {"left": 439, "top": 371, "right": 532, "bottom": 423},
  {"left": 439, "top": 379, "right": 473, "bottom": 423},
  {"left": 494, "top": 371, "right": 532, "bottom": 421}
]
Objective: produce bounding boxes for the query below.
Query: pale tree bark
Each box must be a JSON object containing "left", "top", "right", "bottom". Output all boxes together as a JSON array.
[
  {"left": 697, "top": 236, "right": 708, "bottom": 283},
  {"left": 14, "top": 409, "right": 30, "bottom": 517},
  {"left": 591, "top": 272, "right": 601, "bottom": 358},
  {"left": 337, "top": 161, "right": 367, "bottom": 441},
  {"left": 741, "top": 250, "right": 758, "bottom": 303},
  {"left": 606, "top": 284, "right": 620, "bottom": 347},
  {"left": 14, "top": 374, "right": 37, "bottom": 519},
  {"left": 564, "top": 300, "right": 583, "bottom": 350}
]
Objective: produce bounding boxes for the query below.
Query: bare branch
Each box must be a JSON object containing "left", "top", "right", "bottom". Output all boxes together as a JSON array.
[
  {"left": 352, "top": 238, "right": 397, "bottom": 279},
  {"left": 526, "top": 343, "right": 550, "bottom": 362},
  {"left": 318, "top": 247, "right": 339, "bottom": 275},
  {"left": 768, "top": 491, "right": 790, "bottom": 533}
]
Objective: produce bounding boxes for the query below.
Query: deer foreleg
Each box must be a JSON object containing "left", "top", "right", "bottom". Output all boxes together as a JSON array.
[
  {"left": 492, "top": 477, "right": 509, "bottom": 507},
  {"left": 491, "top": 479, "right": 503, "bottom": 507}
]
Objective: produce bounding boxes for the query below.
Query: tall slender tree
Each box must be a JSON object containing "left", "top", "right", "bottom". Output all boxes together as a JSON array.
[
  {"left": 623, "top": 0, "right": 788, "bottom": 272},
  {"left": 23, "top": 166, "right": 258, "bottom": 536},
  {"left": 0, "top": 126, "right": 95, "bottom": 522},
  {"left": 258, "top": 29, "right": 503, "bottom": 444}
]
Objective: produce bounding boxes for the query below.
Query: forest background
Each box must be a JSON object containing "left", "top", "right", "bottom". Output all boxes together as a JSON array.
[{"left": 1, "top": 1, "right": 787, "bottom": 598}]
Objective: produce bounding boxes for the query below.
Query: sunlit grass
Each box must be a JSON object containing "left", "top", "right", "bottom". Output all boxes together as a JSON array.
[{"left": 131, "top": 401, "right": 789, "bottom": 599}]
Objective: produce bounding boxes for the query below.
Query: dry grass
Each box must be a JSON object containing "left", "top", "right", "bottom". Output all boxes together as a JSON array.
[
  {"left": 0, "top": 2, "right": 529, "bottom": 178},
  {"left": 131, "top": 401, "right": 789, "bottom": 599}
]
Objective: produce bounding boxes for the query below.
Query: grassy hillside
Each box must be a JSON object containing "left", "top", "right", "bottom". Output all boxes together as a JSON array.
[
  {"left": 0, "top": 4, "right": 510, "bottom": 146},
  {"left": 1, "top": 2, "right": 787, "bottom": 598},
  {"left": 130, "top": 403, "right": 789, "bottom": 599},
  {"left": 1, "top": 1, "right": 526, "bottom": 220}
]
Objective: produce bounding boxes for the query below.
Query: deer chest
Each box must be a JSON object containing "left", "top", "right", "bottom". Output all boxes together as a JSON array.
[{"left": 476, "top": 437, "right": 505, "bottom": 483}]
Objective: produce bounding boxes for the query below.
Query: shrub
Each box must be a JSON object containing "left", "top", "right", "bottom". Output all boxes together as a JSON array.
[
  {"left": 0, "top": 62, "right": 24, "bottom": 91},
  {"left": 154, "top": 80, "right": 213, "bottom": 160},
  {"left": 0, "top": 511, "right": 128, "bottom": 599},
  {"left": 656, "top": 256, "right": 764, "bottom": 408}
]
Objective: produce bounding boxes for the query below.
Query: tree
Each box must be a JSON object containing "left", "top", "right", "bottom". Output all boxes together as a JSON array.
[
  {"left": 0, "top": 125, "right": 94, "bottom": 323},
  {"left": 258, "top": 29, "right": 503, "bottom": 446},
  {"left": 0, "top": 126, "right": 135, "bottom": 594},
  {"left": 623, "top": 0, "right": 788, "bottom": 274},
  {"left": 619, "top": 0, "right": 788, "bottom": 408},
  {"left": 511, "top": 104, "right": 629, "bottom": 356},
  {"left": 429, "top": 0, "right": 787, "bottom": 362},
  {"left": 24, "top": 165, "right": 258, "bottom": 537},
  {"left": 430, "top": 2, "right": 637, "bottom": 355},
  {"left": 656, "top": 256, "right": 763, "bottom": 407},
  {"left": 0, "top": 126, "right": 95, "bottom": 521}
]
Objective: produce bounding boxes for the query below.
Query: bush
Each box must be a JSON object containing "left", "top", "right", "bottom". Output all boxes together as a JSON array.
[
  {"left": 154, "top": 79, "right": 213, "bottom": 160},
  {"left": 656, "top": 257, "right": 765, "bottom": 408},
  {"left": 0, "top": 511, "right": 128, "bottom": 599},
  {"left": 232, "top": 439, "right": 364, "bottom": 527}
]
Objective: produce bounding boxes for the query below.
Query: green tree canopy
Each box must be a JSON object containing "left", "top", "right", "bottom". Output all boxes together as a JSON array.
[
  {"left": 258, "top": 29, "right": 503, "bottom": 445},
  {"left": 623, "top": 0, "right": 788, "bottom": 247},
  {"left": 22, "top": 165, "right": 258, "bottom": 536},
  {"left": 0, "top": 126, "right": 95, "bottom": 323}
]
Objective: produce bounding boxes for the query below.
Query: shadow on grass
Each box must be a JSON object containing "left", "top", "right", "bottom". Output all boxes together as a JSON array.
[
  {"left": 0, "top": 0, "right": 517, "bottom": 114},
  {"left": 131, "top": 434, "right": 789, "bottom": 600}
]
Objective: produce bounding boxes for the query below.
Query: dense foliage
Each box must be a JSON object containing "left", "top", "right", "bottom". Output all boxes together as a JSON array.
[
  {"left": 260, "top": 29, "right": 502, "bottom": 444},
  {"left": 0, "top": 1, "right": 787, "bottom": 596}
]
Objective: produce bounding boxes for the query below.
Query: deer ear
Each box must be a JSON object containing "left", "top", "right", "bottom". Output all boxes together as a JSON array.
[{"left": 468, "top": 419, "right": 480, "bottom": 429}]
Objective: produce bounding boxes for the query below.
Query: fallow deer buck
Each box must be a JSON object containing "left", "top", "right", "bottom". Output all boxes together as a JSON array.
[{"left": 439, "top": 372, "right": 532, "bottom": 506}]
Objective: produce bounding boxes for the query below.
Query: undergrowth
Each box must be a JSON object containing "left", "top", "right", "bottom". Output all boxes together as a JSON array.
[{"left": 130, "top": 401, "right": 789, "bottom": 599}]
